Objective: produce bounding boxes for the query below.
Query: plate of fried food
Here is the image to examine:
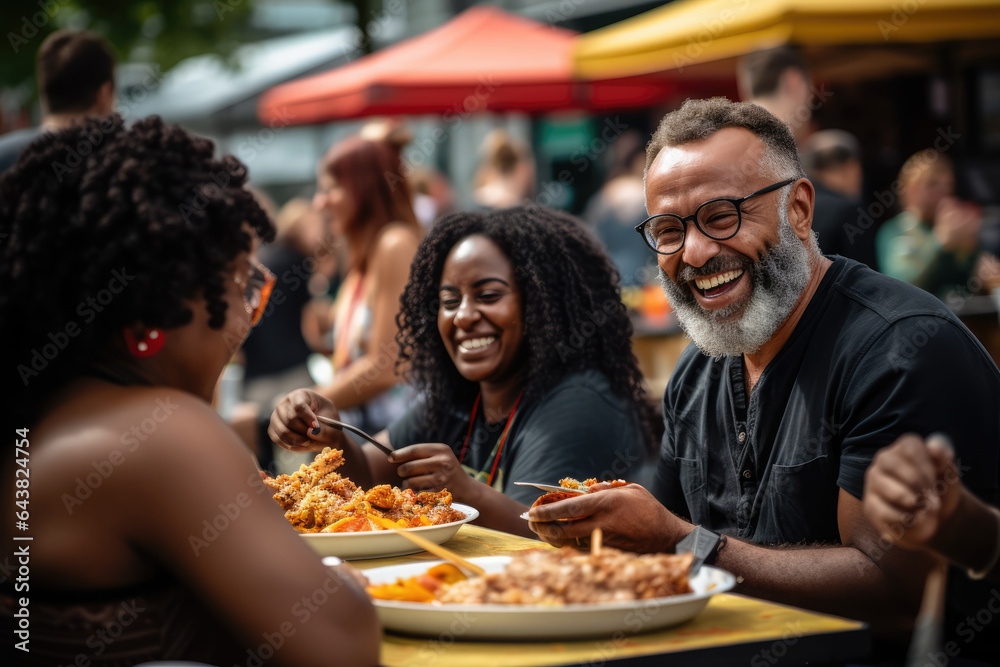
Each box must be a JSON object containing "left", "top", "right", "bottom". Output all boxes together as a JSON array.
[
  {"left": 262, "top": 447, "right": 479, "bottom": 559},
  {"left": 363, "top": 547, "right": 736, "bottom": 640}
]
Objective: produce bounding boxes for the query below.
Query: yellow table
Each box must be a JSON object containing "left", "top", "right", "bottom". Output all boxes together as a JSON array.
[{"left": 355, "top": 525, "right": 870, "bottom": 666}]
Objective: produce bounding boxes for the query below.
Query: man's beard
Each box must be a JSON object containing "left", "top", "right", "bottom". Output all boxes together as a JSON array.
[{"left": 659, "top": 212, "right": 812, "bottom": 358}]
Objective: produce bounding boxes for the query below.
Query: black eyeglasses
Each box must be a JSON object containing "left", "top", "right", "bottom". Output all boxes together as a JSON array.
[{"left": 635, "top": 179, "right": 796, "bottom": 255}]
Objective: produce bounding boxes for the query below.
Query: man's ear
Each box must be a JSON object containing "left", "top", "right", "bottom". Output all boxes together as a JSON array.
[
  {"left": 787, "top": 178, "right": 815, "bottom": 241},
  {"left": 95, "top": 81, "right": 116, "bottom": 115}
]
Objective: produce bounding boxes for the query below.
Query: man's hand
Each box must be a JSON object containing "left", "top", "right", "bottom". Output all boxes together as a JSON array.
[
  {"left": 389, "top": 443, "right": 473, "bottom": 497},
  {"left": 268, "top": 389, "right": 344, "bottom": 452},
  {"left": 527, "top": 485, "right": 692, "bottom": 553},
  {"left": 863, "top": 433, "right": 962, "bottom": 551}
]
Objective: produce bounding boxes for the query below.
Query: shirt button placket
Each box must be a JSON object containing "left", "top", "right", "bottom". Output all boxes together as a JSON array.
[{"left": 737, "top": 430, "right": 753, "bottom": 530}]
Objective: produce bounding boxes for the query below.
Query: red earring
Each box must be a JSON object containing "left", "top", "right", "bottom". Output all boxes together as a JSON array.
[{"left": 124, "top": 328, "right": 165, "bottom": 358}]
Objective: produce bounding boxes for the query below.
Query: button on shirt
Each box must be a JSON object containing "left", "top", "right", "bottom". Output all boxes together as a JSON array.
[{"left": 653, "top": 257, "right": 1000, "bottom": 546}]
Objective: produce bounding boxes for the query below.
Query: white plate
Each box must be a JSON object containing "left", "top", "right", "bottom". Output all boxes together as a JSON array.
[
  {"left": 300, "top": 503, "right": 479, "bottom": 560},
  {"left": 366, "top": 555, "right": 736, "bottom": 640}
]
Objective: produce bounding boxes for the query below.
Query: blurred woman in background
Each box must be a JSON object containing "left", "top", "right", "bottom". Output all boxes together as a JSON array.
[
  {"left": 312, "top": 135, "right": 423, "bottom": 433},
  {"left": 237, "top": 135, "right": 422, "bottom": 456},
  {"left": 471, "top": 129, "right": 535, "bottom": 210},
  {"left": 876, "top": 150, "right": 997, "bottom": 299}
]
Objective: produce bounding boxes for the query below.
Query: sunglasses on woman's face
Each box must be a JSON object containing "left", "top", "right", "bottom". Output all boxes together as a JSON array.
[{"left": 235, "top": 259, "right": 276, "bottom": 325}]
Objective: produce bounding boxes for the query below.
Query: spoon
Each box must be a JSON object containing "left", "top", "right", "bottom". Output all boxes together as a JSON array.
[{"left": 316, "top": 415, "right": 394, "bottom": 457}]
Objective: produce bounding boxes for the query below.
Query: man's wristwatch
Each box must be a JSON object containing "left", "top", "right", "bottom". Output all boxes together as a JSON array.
[
  {"left": 704, "top": 532, "right": 727, "bottom": 566},
  {"left": 676, "top": 526, "right": 727, "bottom": 568}
]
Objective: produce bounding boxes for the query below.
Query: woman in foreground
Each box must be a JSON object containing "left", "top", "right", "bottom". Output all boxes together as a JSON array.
[
  {"left": 270, "top": 206, "right": 656, "bottom": 537},
  {"left": 0, "top": 116, "right": 379, "bottom": 666}
]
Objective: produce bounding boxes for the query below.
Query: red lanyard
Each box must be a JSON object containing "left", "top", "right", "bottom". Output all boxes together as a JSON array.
[{"left": 458, "top": 392, "right": 523, "bottom": 487}]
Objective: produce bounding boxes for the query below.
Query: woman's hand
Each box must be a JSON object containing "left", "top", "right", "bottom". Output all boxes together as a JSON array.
[
  {"left": 935, "top": 197, "right": 981, "bottom": 254},
  {"left": 863, "top": 433, "right": 963, "bottom": 550},
  {"left": 268, "top": 389, "right": 344, "bottom": 452},
  {"left": 388, "top": 443, "right": 472, "bottom": 498},
  {"left": 527, "top": 485, "right": 690, "bottom": 554}
]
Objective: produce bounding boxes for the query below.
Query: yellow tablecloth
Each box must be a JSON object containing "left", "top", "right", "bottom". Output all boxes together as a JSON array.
[{"left": 354, "top": 525, "right": 869, "bottom": 666}]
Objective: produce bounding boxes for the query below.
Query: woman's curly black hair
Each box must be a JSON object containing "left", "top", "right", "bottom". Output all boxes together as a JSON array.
[
  {"left": 396, "top": 205, "right": 658, "bottom": 456},
  {"left": 0, "top": 114, "right": 273, "bottom": 423}
]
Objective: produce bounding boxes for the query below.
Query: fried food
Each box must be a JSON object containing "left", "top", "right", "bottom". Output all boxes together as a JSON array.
[
  {"left": 530, "top": 477, "right": 632, "bottom": 515},
  {"left": 367, "top": 564, "right": 467, "bottom": 602},
  {"left": 558, "top": 477, "right": 629, "bottom": 492},
  {"left": 368, "top": 548, "right": 695, "bottom": 604},
  {"left": 262, "top": 447, "right": 466, "bottom": 533}
]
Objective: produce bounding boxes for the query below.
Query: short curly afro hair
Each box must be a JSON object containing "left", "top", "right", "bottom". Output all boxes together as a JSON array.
[
  {"left": 0, "top": 114, "right": 273, "bottom": 422},
  {"left": 396, "top": 205, "right": 657, "bottom": 455}
]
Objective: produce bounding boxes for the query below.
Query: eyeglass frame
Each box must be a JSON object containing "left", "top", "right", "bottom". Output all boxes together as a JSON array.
[
  {"left": 233, "top": 258, "right": 276, "bottom": 326},
  {"left": 634, "top": 179, "right": 797, "bottom": 255}
]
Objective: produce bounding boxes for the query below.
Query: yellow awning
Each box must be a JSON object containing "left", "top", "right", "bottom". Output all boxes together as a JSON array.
[{"left": 574, "top": 0, "right": 1000, "bottom": 79}]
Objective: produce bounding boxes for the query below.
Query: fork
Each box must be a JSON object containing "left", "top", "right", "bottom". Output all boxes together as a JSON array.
[{"left": 316, "top": 415, "right": 394, "bottom": 457}]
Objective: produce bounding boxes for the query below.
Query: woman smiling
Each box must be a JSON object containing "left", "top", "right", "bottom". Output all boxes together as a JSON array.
[{"left": 269, "top": 206, "right": 656, "bottom": 537}]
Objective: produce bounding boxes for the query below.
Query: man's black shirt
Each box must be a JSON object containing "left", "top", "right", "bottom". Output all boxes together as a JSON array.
[
  {"left": 653, "top": 256, "right": 999, "bottom": 544},
  {"left": 652, "top": 256, "right": 1000, "bottom": 657}
]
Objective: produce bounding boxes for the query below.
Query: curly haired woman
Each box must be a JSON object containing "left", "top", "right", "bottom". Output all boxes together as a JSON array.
[
  {"left": 269, "top": 206, "right": 656, "bottom": 537},
  {"left": 0, "top": 116, "right": 379, "bottom": 665}
]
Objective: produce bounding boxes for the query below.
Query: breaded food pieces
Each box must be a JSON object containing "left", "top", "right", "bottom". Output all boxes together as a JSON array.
[{"left": 262, "top": 448, "right": 465, "bottom": 532}]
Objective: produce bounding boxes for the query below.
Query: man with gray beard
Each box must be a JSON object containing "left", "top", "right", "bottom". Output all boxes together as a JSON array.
[{"left": 529, "top": 98, "right": 1000, "bottom": 659}]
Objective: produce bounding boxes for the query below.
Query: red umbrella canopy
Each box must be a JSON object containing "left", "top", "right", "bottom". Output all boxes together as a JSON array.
[{"left": 258, "top": 6, "right": 674, "bottom": 125}]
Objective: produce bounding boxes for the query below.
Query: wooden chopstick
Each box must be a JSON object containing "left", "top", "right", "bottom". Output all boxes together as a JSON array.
[
  {"left": 390, "top": 527, "right": 487, "bottom": 577},
  {"left": 905, "top": 561, "right": 948, "bottom": 667},
  {"left": 591, "top": 528, "right": 603, "bottom": 556}
]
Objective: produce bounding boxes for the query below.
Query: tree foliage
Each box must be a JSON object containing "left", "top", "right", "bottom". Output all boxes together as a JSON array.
[{"left": 1, "top": 0, "right": 256, "bottom": 93}]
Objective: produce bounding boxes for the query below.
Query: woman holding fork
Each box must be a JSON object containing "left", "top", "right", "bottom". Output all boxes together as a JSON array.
[{"left": 268, "top": 206, "right": 657, "bottom": 537}]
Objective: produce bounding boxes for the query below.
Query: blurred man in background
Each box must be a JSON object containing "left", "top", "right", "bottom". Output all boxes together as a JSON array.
[
  {"left": 737, "top": 45, "right": 814, "bottom": 146},
  {"left": 802, "top": 129, "right": 878, "bottom": 269},
  {"left": 0, "top": 29, "right": 116, "bottom": 174}
]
